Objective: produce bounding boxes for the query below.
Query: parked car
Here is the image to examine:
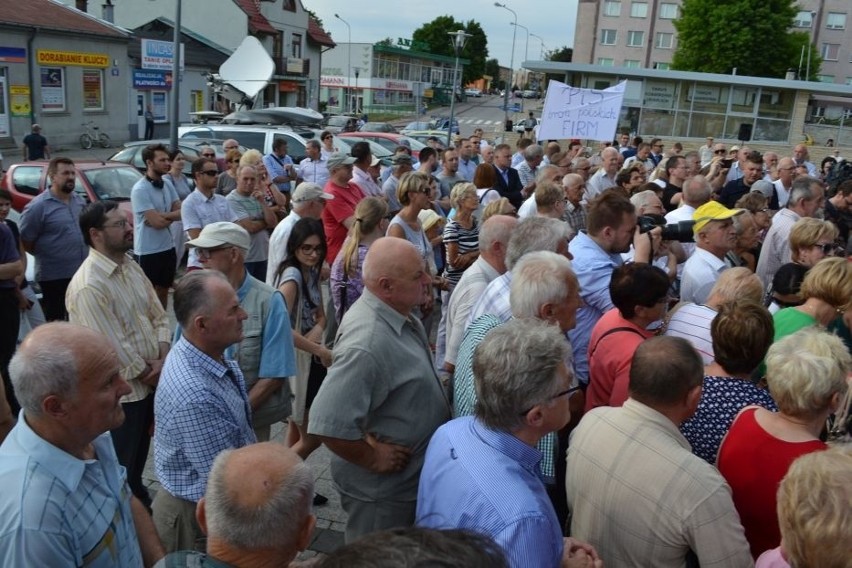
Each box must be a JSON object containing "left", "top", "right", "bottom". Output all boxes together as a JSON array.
[
  {"left": 338, "top": 132, "right": 426, "bottom": 159},
  {"left": 108, "top": 138, "right": 246, "bottom": 175},
  {"left": 404, "top": 131, "right": 451, "bottom": 148},
  {"left": 431, "top": 117, "right": 460, "bottom": 134},
  {"left": 179, "top": 125, "right": 315, "bottom": 162},
  {"left": 1, "top": 161, "right": 142, "bottom": 218},
  {"left": 322, "top": 115, "right": 358, "bottom": 134},
  {"left": 400, "top": 121, "right": 432, "bottom": 135},
  {"left": 358, "top": 122, "right": 397, "bottom": 133},
  {"left": 464, "top": 88, "right": 482, "bottom": 98},
  {"left": 514, "top": 116, "right": 539, "bottom": 134}
]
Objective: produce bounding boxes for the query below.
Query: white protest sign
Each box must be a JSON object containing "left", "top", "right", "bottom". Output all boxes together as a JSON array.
[{"left": 538, "top": 80, "right": 626, "bottom": 141}]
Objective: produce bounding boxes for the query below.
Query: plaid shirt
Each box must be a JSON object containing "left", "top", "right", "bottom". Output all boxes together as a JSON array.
[
  {"left": 562, "top": 202, "right": 587, "bottom": 234},
  {"left": 154, "top": 337, "right": 256, "bottom": 502}
]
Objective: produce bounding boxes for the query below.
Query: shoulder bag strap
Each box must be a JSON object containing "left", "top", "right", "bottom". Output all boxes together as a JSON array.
[{"left": 589, "top": 326, "right": 645, "bottom": 359}]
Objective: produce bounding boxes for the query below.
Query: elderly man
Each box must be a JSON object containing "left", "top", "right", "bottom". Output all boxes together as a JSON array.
[
  {"left": 718, "top": 150, "right": 765, "bottom": 208},
  {"left": 262, "top": 138, "right": 295, "bottom": 200},
  {"left": 567, "top": 336, "right": 752, "bottom": 568},
  {"left": 297, "top": 139, "right": 329, "bottom": 187},
  {"left": 19, "top": 157, "right": 88, "bottom": 321},
  {"left": 383, "top": 153, "right": 414, "bottom": 215},
  {"left": 772, "top": 157, "right": 797, "bottom": 208},
  {"left": 480, "top": 144, "right": 494, "bottom": 165},
  {"left": 159, "top": 442, "right": 315, "bottom": 567},
  {"left": 153, "top": 271, "right": 255, "bottom": 552},
  {"left": 561, "top": 173, "right": 588, "bottom": 234},
  {"left": 66, "top": 201, "right": 171, "bottom": 508},
  {"left": 131, "top": 144, "right": 182, "bottom": 308},
  {"left": 492, "top": 143, "right": 525, "bottom": 209},
  {"left": 585, "top": 147, "right": 620, "bottom": 201},
  {"left": 187, "top": 222, "right": 296, "bottom": 442},
  {"left": 418, "top": 319, "right": 600, "bottom": 568},
  {"left": 534, "top": 181, "right": 570, "bottom": 220},
  {"left": 267, "top": 182, "right": 333, "bottom": 285},
  {"left": 517, "top": 165, "right": 563, "bottom": 218},
  {"left": 570, "top": 156, "right": 592, "bottom": 182},
  {"left": 568, "top": 191, "right": 657, "bottom": 385},
  {"left": 0, "top": 323, "right": 164, "bottom": 566},
  {"left": 516, "top": 143, "right": 544, "bottom": 198},
  {"left": 322, "top": 152, "right": 364, "bottom": 264},
  {"left": 457, "top": 137, "right": 477, "bottom": 181},
  {"left": 308, "top": 238, "right": 451, "bottom": 542},
  {"left": 791, "top": 143, "right": 817, "bottom": 176},
  {"left": 226, "top": 165, "right": 278, "bottom": 280},
  {"left": 443, "top": 214, "right": 516, "bottom": 373},
  {"left": 680, "top": 201, "right": 743, "bottom": 304},
  {"left": 756, "top": 176, "right": 824, "bottom": 288},
  {"left": 181, "top": 158, "right": 239, "bottom": 271}
]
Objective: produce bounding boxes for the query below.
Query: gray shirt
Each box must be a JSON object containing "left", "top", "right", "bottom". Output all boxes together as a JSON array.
[
  {"left": 308, "top": 289, "right": 451, "bottom": 502},
  {"left": 226, "top": 191, "right": 270, "bottom": 263},
  {"left": 131, "top": 177, "right": 180, "bottom": 255},
  {"left": 181, "top": 190, "right": 238, "bottom": 268},
  {"left": 19, "top": 191, "right": 87, "bottom": 281}
]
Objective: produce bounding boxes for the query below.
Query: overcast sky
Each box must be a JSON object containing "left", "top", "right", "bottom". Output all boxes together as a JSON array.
[{"left": 312, "top": 0, "right": 579, "bottom": 69}]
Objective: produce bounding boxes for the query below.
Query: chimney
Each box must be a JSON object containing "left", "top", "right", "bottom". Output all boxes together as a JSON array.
[
  {"left": 75, "top": 0, "right": 87, "bottom": 11},
  {"left": 102, "top": 1, "right": 114, "bottom": 23}
]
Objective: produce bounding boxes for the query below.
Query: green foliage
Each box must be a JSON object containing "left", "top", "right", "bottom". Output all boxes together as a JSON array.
[
  {"left": 546, "top": 46, "right": 573, "bottom": 62},
  {"left": 374, "top": 37, "right": 395, "bottom": 47},
  {"left": 304, "top": 9, "right": 323, "bottom": 29},
  {"left": 672, "top": 0, "right": 820, "bottom": 79},
  {"left": 411, "top": 16, "right": 489, "bottom": 84}
]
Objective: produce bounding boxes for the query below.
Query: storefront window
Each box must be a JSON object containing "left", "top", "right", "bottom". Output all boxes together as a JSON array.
[
  {"left": 40, "top": 67, "right": 65, "bottom": 112},
  {"left": 643, "top": 80, "right": 678, "bottom": 109},
  {"left": 758, "top": 89, "right": 794, "bottom": 119},
  {"left": 639, "top": 108, "right": 675, "bottom": 136},
  {"left": 685, "top": 83, "right": 729, "bottom": 114},
  {"left": 753, "top": 118, "right": 790, "bottom": 142}
]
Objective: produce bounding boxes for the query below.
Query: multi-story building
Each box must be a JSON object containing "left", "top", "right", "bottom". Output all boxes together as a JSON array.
[{"left": 573, "top": 0, "right": 851, "bottom": 86}]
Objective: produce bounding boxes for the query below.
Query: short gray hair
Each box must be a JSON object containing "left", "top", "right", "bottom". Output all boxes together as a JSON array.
[
  {"left": 205, "top": 448, "right": 314, "bottom": 550},
  {"left": 682, "top": 175, "right": 711, "bottom": 205},
  {"left": 478, "top": 214, "right": 514, "bottom": 253},
  {"left": 236, "top": 164, "right": 257, "bottom": 178},
  {"left": 630, "top": 190, "right": 659, "bottom": 211},
  {"left": 9, "top": 332, "right": 78, "bottom": 415},
  {"left": 473, "top": 318, "right": 569, "bottom": 431},
  {"left": 535, "top": 165, "right": 560, "bottom": 185},
  {"left": 732, "top": 210, "right": 754, "bottom": 235},
  {"left": 505, "top": 217, "right": 571, "bottom": 269},
  {"left": 174, "top": 270, "right": 229, "bottom": 328},
  {"left": 788, "top": 176, "right": 822, "bottom": 206},
  {"left": 524, "top": 144, "right": 544, "bottom": 160},
  {"left": 510, "top": 251, "right": 576, "bottom": 319}
]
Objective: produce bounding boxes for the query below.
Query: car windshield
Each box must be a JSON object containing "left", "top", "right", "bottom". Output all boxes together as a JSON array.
[{"left": 82, "top": 167, "right": 142, "bottom": 200}]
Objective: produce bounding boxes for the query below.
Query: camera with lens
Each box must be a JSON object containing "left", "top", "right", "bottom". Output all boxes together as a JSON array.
[{"left": 638, "top": 214, "right": 695, "bottom": 243}]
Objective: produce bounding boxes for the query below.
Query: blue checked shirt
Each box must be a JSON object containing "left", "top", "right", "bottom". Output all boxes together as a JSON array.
[
  {"left": 453, "top": 314, "right": 558, "bottom": 482},
  {"left": 466, "top": 272, "right": 513, "bottom": 328},
  {"left": 154, "top": 336, "right": 256, "bottom": 502}
]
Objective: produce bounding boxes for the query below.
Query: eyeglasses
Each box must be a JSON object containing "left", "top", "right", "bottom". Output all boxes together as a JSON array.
[
  {"left": 812, "top": 243, "right": 834, "bottom": 254},
  {"left": 102, "top": 220, "right": 128, "bottom": 229},
  {"left": 197, "top": 246, "right": 233, "bottom": 259},
  {"left": 299, "top": 244, "right": 324, "bottom": 256},
  {"left": 519, "top": 385, "right": 581, "bottom": 416},
  {"left": 200, "top": 169, "right": 219, "bottom": 176},
  {"left": 322, "top": 136, "right": 332, "bottom": 140},
  {"left": 224, "top": 146, "right": 238, "bottom": 151},
  {"left": 714, "top": 150, "right": 726, "bottom": 154},
  {"left": 202, "top": 153, "right": 216, "bottom": 158}
]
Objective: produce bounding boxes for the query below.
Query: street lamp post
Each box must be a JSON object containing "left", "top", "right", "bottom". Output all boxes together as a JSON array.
[
  {"left": 530, "top": 33, "right": 545, "bottom": 59},
  {"left": 169, "top": 0, "right": 181, "bottom": 150},
  {"left": 805, "top": 10, "right": 816, "bottom": 81},
  {"left": 495, "top": 2, "right": 517, "bottom": 131},
  {"left": 446, "top": 30, "right": 472, "bottom": 148},
  {"left": 353, "top": 67, "right": 361, "bottom": 114},
  {"left": 511, "top": 22, "right": 529, "bottom": 112},
  {"left": 334, "top": 13, "right": 351, "bottom": 112}
]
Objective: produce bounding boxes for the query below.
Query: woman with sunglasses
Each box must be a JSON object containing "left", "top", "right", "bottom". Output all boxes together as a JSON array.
[
  {"left": 274, "top": 218, "right": 332, "bottom": 469},
  {"left": 217, "top": 148, "right": 241, "bottom": 196},
  {"left": 788, "top": 218, "right": 838, "bottom": 268},
  {"left": 319, "top": 130, "right": 337, "bottom": 159}
]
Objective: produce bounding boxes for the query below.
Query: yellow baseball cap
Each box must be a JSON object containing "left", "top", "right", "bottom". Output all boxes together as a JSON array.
[{"left": 692, "top": 201, "right": 744, "bottom": 234}]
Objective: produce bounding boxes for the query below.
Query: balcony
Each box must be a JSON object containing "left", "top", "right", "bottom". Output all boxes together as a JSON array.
[{"left": 276, "top": 57, "right": 309, "bottom": 77}]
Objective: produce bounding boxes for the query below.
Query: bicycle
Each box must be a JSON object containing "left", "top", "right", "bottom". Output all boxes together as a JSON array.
[{"left": 79, "top": 121, "right": 111, "bottom": 149}]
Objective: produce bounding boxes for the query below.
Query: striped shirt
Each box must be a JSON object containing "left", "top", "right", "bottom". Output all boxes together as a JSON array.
[
  {"left": 442, "top": 218, "right": 479, "bottom": 289},
  {"left": 664, "top": 302, "right": 717, "bottom": 364},
  {"left": 154, "top": 337, "right": 256, "bottom": 502},
  {"left": 67, "top": 248, "right": 170, "bottom": 403},
  {"left": 0, "top": 416, "right": 143, "bottom": 567}
]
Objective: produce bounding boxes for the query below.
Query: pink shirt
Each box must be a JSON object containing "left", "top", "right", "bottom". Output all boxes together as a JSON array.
[{"left": 322, "top": 180, "right": 365, "bottom": 264}]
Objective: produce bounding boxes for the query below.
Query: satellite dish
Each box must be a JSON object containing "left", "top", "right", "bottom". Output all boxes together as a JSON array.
[{"left": 210, "top": 36, "right": 274, "bottom": 108}]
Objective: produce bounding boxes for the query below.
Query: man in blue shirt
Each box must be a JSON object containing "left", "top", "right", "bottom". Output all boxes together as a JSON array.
[
  {"left": 417, "top": 318, "right": 601, "bottom": 568},
  {"left": 0, "top": 322, "right": 164, "bottom": 567},
  {"left": 153, "top": 270, "right": 256, "bottom": 552},
  {"left": 263, "top": 138, "right": 294, "bottom": 205}
]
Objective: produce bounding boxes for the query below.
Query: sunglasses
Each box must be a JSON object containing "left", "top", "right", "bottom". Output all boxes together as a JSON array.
[
  {"left": 200, "top": 169, "right": 219, "bottom": 176},
  {"left": 714, "top": 150, "right": 727, "bottom": 154},
  {"left": 519, "top": 385, "right": 581, "bottom": 415},
  {"left": 201, "top": 153, "right": 216, "bottom": 158},
  {"left": 812, "top": 243, "right": 834, "bottom": 254}
]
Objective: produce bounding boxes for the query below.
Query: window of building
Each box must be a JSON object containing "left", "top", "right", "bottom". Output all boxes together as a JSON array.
[
  {"left": 281, "top": 0, "right": 295, "bottom": 11},
  {"left": 654, "top": 62, "right": 671, "bottom": 70},
  {"left": 597, "top": 58, "right": 615, "bottom": 67},
  {"left": 816, "top": 74, "right": 835, "bottom": 83},
  {"left": 39, "top": 67, "right": 65, "bottom": 112},
  {"left": 826, "top": 13, "right": 846, "bottom": 29},
  {"left": 603, "top": 1, "right": 621, "bottom": 17},
  {"left": 659, "top": 3, "right": 678, "bottom": 19},
  {"left": 623, "top": 59, "right": 641, "bottom": 68},
  {"left": 793, "top": 11, "right": 813, "bottom": 27},
  {"left": 600, "top": 29, "right": 618, "bottom": 45},
  {"left": 655, "top": 33, "right": 674, "bottom": 49},
  {"left": 627, "top": 31, "right": 645, "bottom": 47},
  {"left": 631, "top": 2, "right": 647, "bottom": 17},
  {"left": 81, "top": 69, "right": 104, "bottom": 111},
  {"left": 821, "top": 43, "right": 839, "bottom": 61},
  {"left": 291, "top": 34, "right": 302, "bottom": 58},
  {"left": 844, "top": 108, "right": 852, "bottom": 120}
]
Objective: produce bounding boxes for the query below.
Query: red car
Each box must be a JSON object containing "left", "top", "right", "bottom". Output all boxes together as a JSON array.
[
  {"left": 338, "top": 132, "right": 427, "bottom": 160},
  {"left": 1, "top": 161, "right": 141, "bottom": 219}
]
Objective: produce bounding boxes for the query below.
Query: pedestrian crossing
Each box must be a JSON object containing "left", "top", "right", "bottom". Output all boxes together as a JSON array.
[{"left": 457, "top": 118, "right": 502, "bottom": 125}]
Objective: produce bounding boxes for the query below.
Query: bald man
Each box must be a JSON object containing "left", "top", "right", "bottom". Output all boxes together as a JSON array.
[
  {"left": 0, "top": 323, "right": 164, "bottom": 567},
  {"left": 159, "top": 442, "right": 315, "bottom": 567},
  {"left": 309, "top": 238, "right": 451, "bottom": 543},
  {"left": 585, "top": 147, "right": 620, "bottom": 201}
]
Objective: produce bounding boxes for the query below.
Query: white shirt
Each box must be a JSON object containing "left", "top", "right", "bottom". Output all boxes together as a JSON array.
[
  {"left": 298, "top": 156, "right": 329, "bottom": 187},
  {"left": 517, "top": 194, "right": 537, "bottom": 219},
  {"left": 266, "top": 210, "right": 301, "bottom": 286},
  {"left": 680, "top": 247, "right": 728, "bottom": 304},
  {"left": 585, "top": 168, "right": 617, "bottom": 202},
  {"left": 772, "top": 179, "right": 790, "bottom": 208},
  {"left": 443, "top": 256, "right": 501, "bottom": 367},
  {"left": 664, "top": 303, "right": 717, "bottom": 364}
]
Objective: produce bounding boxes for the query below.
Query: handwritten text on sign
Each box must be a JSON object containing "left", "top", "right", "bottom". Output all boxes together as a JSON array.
[{"left": 538, "top": 80, "right": 626, "bottom": 141}]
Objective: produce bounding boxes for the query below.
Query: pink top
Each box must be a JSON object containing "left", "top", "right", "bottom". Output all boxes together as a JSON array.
[
  {"left": 756, "top": 547, "right": 790, "bottom": 568},
  {"left": 717, "top": 407, "right": 827, "bottom": 558}
]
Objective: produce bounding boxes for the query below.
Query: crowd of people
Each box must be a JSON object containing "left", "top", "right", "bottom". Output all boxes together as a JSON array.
[{"left": 0, "top": 126, "right": 850, "bottom": 568}]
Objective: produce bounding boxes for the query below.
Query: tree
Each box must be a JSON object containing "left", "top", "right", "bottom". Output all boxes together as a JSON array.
[
  {"left": 672, "top": 0, "right": 821, "bottom": 79},
  {"left": 546, "top": 46, "right": 573, "bottom": 62},
  {"left": 411, "top": 16, "right": 488, "bottom": 84}
]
